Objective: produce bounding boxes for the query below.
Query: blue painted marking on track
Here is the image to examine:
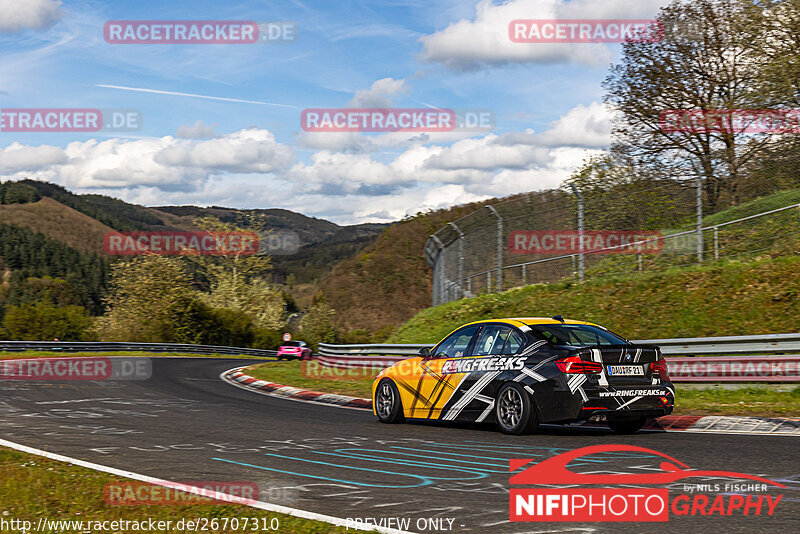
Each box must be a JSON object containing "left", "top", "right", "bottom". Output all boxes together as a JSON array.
[
  {"left": 213, "top": 439, "right": 661, "bottom": 490},
  {"left": 212, "top": 450, "right": 490, "bottom": 488},
  {"left": 388, "top": 446, "right": 527, "bottom": 464},
  {"left": 212, "top": 457, "right": 434, "bottom": 488},
  {"left": 311, "top": 449, "right": 501, "bottom": 474}
]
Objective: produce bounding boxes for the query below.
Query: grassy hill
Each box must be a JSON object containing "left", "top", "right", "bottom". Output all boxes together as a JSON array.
[
  {"left": 0, "top": 197, "right": 114, "bottom": 255},
  {"left": 388, "top": 254, "right": 800, "bottom": 344},
  {"left": 0, "top": 180, "right": 387, "bottom": 298}
]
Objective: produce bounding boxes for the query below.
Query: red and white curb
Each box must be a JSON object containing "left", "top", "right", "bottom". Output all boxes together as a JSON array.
[
  {"left": 222, "top": 368, "right": 372, "bottom": 410},
  {"left": 223, "top": 368, "right": 800, "bottom": 436}
]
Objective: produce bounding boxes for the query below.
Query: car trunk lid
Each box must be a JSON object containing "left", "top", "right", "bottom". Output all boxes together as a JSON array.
[{"left": 575, "top": 344, "right": 661, "bottom": 385}]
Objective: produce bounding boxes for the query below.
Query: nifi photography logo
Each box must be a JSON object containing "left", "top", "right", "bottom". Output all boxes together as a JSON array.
[{"left": 510, "top": 445, "right": 784, "bottom": 522}]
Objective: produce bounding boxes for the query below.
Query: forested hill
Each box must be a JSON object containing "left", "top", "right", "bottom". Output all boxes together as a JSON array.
[{"left": 0, "top": 179, "right": 387, "bottom": 319}]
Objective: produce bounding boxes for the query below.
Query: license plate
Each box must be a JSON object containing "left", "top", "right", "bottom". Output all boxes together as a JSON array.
[{"left": 607, "top": 365, "right": 645, "bottom": 376}]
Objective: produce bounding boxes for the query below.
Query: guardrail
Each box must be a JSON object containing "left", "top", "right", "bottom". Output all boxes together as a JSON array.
[
  {"left": 318, "top": 333, "right": 800, "bottom": 382},
  {"left": 0, "top": 341, "right": 277, "bottom": 358}
]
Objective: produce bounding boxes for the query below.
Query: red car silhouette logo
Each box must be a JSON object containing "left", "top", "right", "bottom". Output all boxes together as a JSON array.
[{"left": 510, "top": 444, "right": 785, "bottom": 487}]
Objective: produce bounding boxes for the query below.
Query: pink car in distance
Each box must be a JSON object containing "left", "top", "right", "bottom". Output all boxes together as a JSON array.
[{"left": 276, "top": 340, "right": 312, "bottom": 360}]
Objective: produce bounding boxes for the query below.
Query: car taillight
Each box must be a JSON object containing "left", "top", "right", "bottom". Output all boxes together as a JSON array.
[
  {"left": 556, "top": 356, "right": 602, "bottom": 374},
  {"left": 651, "top": 358, "right": 670, "bottom": 381}
]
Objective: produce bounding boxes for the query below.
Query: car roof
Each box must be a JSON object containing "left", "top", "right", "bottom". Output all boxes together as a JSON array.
[
  {"left": 461, "top": 317, "right": 600, "bottom": 328},
  {"left": 432, "top": 317, "right": 604, "bottom": 347}
]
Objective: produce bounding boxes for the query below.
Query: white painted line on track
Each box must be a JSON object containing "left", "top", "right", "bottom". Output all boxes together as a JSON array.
[{"left": 0, "top": 437, "right": 414, "bottom": 534}]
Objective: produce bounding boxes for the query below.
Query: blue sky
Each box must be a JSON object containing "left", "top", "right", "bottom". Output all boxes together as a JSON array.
[{"left": 0, "top": 0, "right": 670, "bottom": 224}]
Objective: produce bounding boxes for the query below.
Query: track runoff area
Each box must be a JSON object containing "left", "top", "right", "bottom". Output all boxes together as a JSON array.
[{"left": 0, "top": 356, "right": 797, "bottom": 533}]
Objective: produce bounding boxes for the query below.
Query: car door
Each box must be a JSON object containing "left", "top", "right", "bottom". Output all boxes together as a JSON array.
[{"left": 405, "top": 324, "right": 481, "bottom": 419}]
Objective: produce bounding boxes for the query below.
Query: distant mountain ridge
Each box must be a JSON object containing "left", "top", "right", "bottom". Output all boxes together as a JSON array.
[{"left": 0, "top": 179, "right": 388, "bottom": 292}]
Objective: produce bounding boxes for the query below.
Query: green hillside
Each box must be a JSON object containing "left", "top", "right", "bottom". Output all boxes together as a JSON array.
[{"left": 388, "top": 253, "right": 800, "bottom": 344}]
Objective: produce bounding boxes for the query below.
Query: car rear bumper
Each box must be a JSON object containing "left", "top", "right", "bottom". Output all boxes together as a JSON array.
[{"left": 578, "top": 385, "right": 674, "bottom": 420}]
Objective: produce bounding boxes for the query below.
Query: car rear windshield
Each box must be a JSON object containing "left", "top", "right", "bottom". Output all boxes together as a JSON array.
[
  {"left": 530, "top": 324, "right": 628, "bottom": 346},
  {"left": 282, "top": 341, "right": 303, "bottom": 347}
]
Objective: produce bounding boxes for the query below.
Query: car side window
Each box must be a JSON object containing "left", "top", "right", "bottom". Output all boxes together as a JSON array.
[
  {"left": 435, "top": 326, "right": 480, "bottom": 358},
  {"left": 501, "top": 330, "right": 526, "bottom": 355},
  {"left": 471, "top": 325, "right": 511, "bottom": 356}
]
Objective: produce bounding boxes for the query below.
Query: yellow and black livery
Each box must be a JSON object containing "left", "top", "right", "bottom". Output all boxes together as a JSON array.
[{"left": 372, "top": 317, "right": 674, "bottom": 434}]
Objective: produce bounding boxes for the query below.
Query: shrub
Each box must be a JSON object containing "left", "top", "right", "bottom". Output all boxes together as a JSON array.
[{"left": 1, "top": 302, "right": 94, "bottom": 341}]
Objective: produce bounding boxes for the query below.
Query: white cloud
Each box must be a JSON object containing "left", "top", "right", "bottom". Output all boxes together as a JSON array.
[
  {"left": 536, "top": 102, "right": 613, "bottom": 147},
  {"left": 0, "top": 128, "right": 294, "bottom": 190},
  {"left": 176, "top": 120, "right": 216, "bottom": 139},
  {"left": 0, "top": 0, "right": 62, "bottom": 33},
  {"left": 419, "top": 0, "right": 671, "bottom": 70},
  {"left": 155, "top": 129, "right": 294, "bottom": 173},
  {"left": 497, "top": 102, "right": 613, "bottom": 148},
  {"left": 348, "top": 77, "right": 408, "bottom": 107},
  {"left": 423, "top": 135, "right": 550, "bottom": 170},
  {"left": 0, "top": 102, "right": 608, "bottom": 224},
  {"left": 294, "top": 129, "right": 484, "bottom": 153},
  {"left": 0, "top": 142, "right": 66, "bottom": 173},
  {"left": 288, "top": 151, "right": 403, "bottom": 194}
]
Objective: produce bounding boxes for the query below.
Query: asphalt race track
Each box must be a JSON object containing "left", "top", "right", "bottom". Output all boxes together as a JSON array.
[{"left": 1, "top": 357, "right": 798, "bottom": 533}]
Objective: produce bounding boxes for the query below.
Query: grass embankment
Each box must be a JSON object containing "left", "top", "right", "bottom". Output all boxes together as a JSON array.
[
  {"left": 245, "top": 360, "right": 375, "bottom": 398},
  {"left": 677, "top": 387, "right": 800, "bottom": 417},
  {"left": 243, "top": 361, "right": 800, "bottom": 417},
  {"left": 0, "top": 351, "right": 269, "bottom": 360},
  {"left": 387, "top": 254, "right": 800, "bottom": 343},
  {"left": 0, "top": 447, "right": 373, "bottom": 534}
]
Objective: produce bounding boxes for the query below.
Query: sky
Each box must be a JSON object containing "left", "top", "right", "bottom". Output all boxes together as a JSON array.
[{"left": 0, "top": 0, "right": 672, "bottom": 225}]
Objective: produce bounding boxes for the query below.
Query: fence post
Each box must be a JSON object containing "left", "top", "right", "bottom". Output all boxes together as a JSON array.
[
  {"left": 487, "top": 271, "right": 492, "bottom": 292},
  {"left": 569, "top": 184, "right": 585, "bottom": 282},
  {"left": 430, "top": 234, "right": 445, "bottom": 305},
  {"left": 448, "top": 222, "right": 465, "bottom": 299},
  {"left": 486, "top": 205, "right": 503, "bottom": 292},
  {"left": 696, "top": 176, "right": 704, "bottom": 263},
  {"left": 713, "top": 226, "right": 719, "bottom": 261},
  {"left": 522, "top": 264, "right": 527, "bottom": 286}
]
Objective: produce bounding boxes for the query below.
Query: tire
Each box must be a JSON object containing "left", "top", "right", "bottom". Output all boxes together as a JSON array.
[
  {"left": 608, "top": 417, "right": 648, "bottom": 434},
  {"left": 375, "top": 379, "right": 405, "bottom": 424},
  {"left": 495, "top": 383, "right": 539, "bottom": 435}
]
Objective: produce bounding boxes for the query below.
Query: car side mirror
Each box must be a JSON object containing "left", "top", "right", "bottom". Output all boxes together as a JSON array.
[{"left": 418, "top": 347, "right": 432, "bottom": 358}]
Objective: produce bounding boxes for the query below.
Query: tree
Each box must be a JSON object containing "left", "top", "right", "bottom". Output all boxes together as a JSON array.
[
  {"left": 300, "top": 302, "right": 339, "bottom": 349},
  {"left": 97, "top": 255, "right": 197, "bottom": 342},
  {"left": 603, "top": 0, "right": 785, "bottom": 211},
  {"left": 0, "top": 182, "right": 40, "bottom": 204},
  {"left": 201, "top": 277, "right": 285, "bottom": 330},
  {"left": 188, "top": 215, "right": 285, "bottom": 329},
  {"left": 187, "top": 214, "right": 272, "bottom": 290},
  {"left": 564, "top": 155, "right": 695, "bottom": 230},
  {"left": 5, "top": 276, "right": 83, "bottom": 307},
  {"left": 744, "top": 0, "right": 800, "bottom": 108},
  {"left": 2, "top": 302, "right": 94, "bottom": 341}
]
